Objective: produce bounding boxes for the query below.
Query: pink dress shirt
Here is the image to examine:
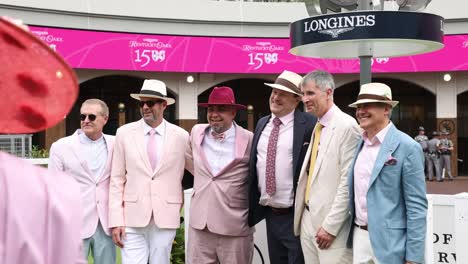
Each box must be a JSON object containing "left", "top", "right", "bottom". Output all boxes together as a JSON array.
[
  {"left": 354, "top": 122, "right": 392, "bottom": 226},
  {"left": 257, "top": 111, "right": 295, "bottom": 208}
]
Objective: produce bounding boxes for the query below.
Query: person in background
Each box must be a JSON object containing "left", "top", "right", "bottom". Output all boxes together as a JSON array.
[
  {"left": 439, "top": 129, "right": 454, "bottom": 181},
  {"left": 414, "top": 126, "right": 429, "bottom": 180},
  {"left": 427, "top": 131, "right": 442, "bottom": 182},
  {"left": 49, "top": 99, "right": 116, "bottom": 263}
]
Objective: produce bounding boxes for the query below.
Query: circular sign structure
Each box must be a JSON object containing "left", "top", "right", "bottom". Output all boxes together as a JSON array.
[{"left": 289, "top": 11, "right": 444, "bottom": 59}]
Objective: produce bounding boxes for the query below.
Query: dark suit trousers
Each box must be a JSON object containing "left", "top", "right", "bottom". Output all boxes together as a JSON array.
[{"left": 265, "top": 208, "right": 305, "bottom": 264}]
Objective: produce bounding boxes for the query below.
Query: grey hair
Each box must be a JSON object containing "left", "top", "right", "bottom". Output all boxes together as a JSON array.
[
  {"left": 82, "top": 99, "right": 109, "bottom": 117},
  {"left": 301, "top": 70, "right": 336, "bottom": 94}
]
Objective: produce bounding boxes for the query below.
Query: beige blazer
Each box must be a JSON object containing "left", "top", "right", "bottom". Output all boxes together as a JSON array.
[
  {"left": 49, "top": 130, "right": 114, "bottom": 238},
  {"left": 186, "top": 124, "right": 253, "bottom": 236},
  {"left": 294, "top": 107, "right": 360, "bottom": 249},
  {"left": 109, "top": 119, "right": 189, "bottom": 229}
]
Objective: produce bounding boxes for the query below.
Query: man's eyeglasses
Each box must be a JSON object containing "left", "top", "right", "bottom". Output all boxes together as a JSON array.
[
  {"left": 138, "top": 100, "right": 164, "bottom": 108},
  {"left": 80, "top": 114, "right": 97, "bottom": 121}
]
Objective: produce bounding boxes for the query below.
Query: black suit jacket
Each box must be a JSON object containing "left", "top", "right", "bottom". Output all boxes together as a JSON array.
[{"left": 248, "top": 109, "right": 317, "bottom": 227}]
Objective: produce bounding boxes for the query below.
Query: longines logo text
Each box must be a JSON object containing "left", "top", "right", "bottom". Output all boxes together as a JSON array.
[
  {"left": 129, "top": 39, "right": 172, "bottom": 49},
  {"left": 242, "top": 42, "right": 284, "bottom": 52},
  {"left": 304, "top": 15, "right": 375, "bottom": 38}
]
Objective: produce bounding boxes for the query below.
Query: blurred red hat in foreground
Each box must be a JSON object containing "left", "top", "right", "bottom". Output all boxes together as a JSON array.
[{"left": 0, "top": 17, "right": 78, "bottom": 133}]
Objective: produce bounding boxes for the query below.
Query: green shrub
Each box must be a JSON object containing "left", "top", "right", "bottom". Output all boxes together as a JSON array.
[{"left": 29, "top": 145, "right": 49, "bottom": 158}]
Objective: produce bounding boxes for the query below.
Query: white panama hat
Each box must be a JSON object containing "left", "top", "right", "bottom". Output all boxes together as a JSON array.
[
  {"left": 130, "top": 79, "right": 175, "bottom": 105},
  {"left": 349, "top": 82, "right": 399, "bottom": 108},
  {"left": 265, "top": 70, "right": 303, "bottom": 96}
]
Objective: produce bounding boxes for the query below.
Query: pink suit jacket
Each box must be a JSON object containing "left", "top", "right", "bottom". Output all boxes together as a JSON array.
[
  {"left": 0, "top": 151, "right": 85, "bottom": 264},
  {"left": 186, "top": 124, "right": 253, "bottom": 236},
  {"left": 109, "top": 119, "right": 189, "bottom": 229},
  {"left": 48, "top": 130, "right": 115, "bottom": 239}
]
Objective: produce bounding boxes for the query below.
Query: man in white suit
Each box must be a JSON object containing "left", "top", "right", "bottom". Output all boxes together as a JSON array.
[
  {"left": 294, "top": 70, "right": 360, "bottom": 263},
  {"left": 109, "top": 79, "right": 189, "bottom": 264},
  {"left": 49, "top": 99, "right": 116, "bottom": 263}
]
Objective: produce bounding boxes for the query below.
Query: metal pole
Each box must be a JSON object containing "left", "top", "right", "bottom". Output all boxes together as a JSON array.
[
  {"left": 358, "top": 0, "right": 373, "bottom": 86},
  {"left": 359, "top": 55, "right": 372, "bottom": 86}
]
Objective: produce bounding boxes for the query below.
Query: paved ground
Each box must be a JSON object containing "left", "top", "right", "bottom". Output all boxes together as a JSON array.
[{"left": 426, "top": 176, "right": 468, "bottom": 194}]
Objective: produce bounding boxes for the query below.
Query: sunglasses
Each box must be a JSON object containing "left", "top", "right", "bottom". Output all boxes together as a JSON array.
[
  {"left": 138, "top": 100, "right": 164, "bottom": 108},
  {"left": 80, "top": 114, "right": 97, "bottom": 121}
]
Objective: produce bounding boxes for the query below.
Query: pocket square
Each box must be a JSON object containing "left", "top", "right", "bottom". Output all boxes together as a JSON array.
[
  {"left": 303, "top": 142, "right": 310, "bottom": 146},
  {"left": 384, "top": 156, "right": 397, "bottom": 166}
]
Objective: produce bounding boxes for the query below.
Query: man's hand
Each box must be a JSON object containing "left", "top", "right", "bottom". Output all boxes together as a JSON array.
[
  {"left": 111, "top": 226, "right": 126, "bottom": 248},
  {"left": 315, "top": 226, "right": 335, "bottom": 250}
]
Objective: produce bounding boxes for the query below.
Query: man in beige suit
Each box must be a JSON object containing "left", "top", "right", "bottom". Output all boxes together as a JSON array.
[
  {"left": 294, "top": 70, "right": 360, "bottom": 263},
  {"left": 109, "top": 79, "right": 189, "bottom": 264},
  {"left": 185, "top": 86, "right": 254, "bottom": 264}
]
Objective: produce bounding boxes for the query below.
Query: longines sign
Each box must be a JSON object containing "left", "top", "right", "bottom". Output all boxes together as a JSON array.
[{"left": 290, "top": 11, "right": 444, "bottom": 58}]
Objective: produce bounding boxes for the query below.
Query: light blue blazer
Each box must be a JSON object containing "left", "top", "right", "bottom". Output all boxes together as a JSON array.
[{"left": 347, "top": 124, "right": 427, "bottom": 264}]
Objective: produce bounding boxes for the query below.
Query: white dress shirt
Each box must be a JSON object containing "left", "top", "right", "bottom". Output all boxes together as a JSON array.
[
  {"left": 257, "top": 111, "right": 295, "bottom": 208},
  {"left": 202, "top": 123, "right": 236, "bottom": 175},
  {"left": 78, "top": 130, "right": 107, "bottom": 182},
  {"left": 143, "top": 120, "right": 166, "bottom": 171}
]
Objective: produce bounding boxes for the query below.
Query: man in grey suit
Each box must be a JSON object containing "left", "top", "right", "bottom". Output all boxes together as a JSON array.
[
  {"left": 294, "top": 70, "right": 360, "bottom": 263},
  {"left": 347, "top": 83, "right": 427, "bottom": 264}
]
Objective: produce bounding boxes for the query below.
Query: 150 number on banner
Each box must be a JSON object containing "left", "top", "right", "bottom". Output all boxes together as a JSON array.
[
  {"left": 248, "top": 53, "right": 278, "bottom": 70},
  {"left": 134, "top": 49, "right": 166, "bottom": 67}
]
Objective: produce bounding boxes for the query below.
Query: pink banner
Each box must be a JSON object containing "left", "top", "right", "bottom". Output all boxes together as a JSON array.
[{"left": 30, "top": 26, "right": 468, "bottom": 74}]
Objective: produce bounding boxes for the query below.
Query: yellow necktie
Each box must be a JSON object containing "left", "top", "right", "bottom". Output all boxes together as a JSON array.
[{"left": 305, "top": 123, "right": 322, "bottom": 205}]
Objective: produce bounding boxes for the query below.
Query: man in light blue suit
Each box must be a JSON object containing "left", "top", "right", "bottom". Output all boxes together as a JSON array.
[{"left": 346, "top": 83, "right": 427, "bottom": 264}]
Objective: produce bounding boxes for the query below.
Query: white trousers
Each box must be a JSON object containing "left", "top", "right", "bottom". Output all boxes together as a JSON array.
[
  {"left": 300, "top": 209, "right": 352, "bottom": 263},
  {"left": 121, "top": 221, "right": 176, "bottom": 264},
  {"left": 352, "top": 227, "right": 380, "bottom": 264}
]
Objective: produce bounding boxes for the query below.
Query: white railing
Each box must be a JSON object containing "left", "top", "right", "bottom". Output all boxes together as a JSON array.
[{"left": 25, "top": 159, "right": 468, "bottom": 264}]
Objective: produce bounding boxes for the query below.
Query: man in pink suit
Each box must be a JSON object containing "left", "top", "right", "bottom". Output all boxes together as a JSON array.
[
  {"left": 185, "top": 86, "right": 254, "bottom": 264},
  {"left": 109, "top": 79, "right": 189, "bottom": 264},
  {"left": 0, "top": 17, "right": 84, "bottom": 263},
  {"left": 49, "top": 99, "right": 116, "bottom": 263}
]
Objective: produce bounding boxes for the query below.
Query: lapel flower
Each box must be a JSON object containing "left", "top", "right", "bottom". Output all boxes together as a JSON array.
[{"left": 384, "top": 156, "right": 397, "bottom": 166}]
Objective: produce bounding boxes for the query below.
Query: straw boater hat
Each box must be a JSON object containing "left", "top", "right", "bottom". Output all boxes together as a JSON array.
[
  {"left": 0, "top": 17, "right": 79, "bottom": 133},
  {"left": 130, "top": 79, "right": 175, "bottom": 105},
  {"left": 264, "top": 70, "right": 303, "bottom": 96},
  {"left": 349, "top": 82, "right": 399, "bottom": 108},
  {"left": 198, "top": 86, "right": 246, "bottom": 109}
]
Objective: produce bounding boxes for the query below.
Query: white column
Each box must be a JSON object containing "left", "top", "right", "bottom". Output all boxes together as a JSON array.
[
  {"left": 436, "top": 73, "right": 457, "bottom": 118},
  {"left": 176, "top": 81, "right": 198, "bottom": 120}
]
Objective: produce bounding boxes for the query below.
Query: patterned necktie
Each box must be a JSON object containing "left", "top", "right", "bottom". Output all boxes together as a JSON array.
[
  {"left": 147, "top": 129, "right": 157, "bottom": 170},
  {"left": 305, "top": 123, "right": 323, "bottom": 204},
  {"left": 265, "top": 117, "right": 282, "bottom": 196},
  {"left": 211, "top": 131, "right": 226, "bottom": 142}
]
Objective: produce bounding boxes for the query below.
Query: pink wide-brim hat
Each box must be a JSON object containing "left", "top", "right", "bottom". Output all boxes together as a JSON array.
[
  {"left": 0, "top": 17, "right": 78, "bottom": 134},
  {"left": 198, "top": 86, "right": 246, "bottom": 109}
]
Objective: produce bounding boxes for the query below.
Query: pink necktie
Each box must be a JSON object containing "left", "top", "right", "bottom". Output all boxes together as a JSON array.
[
  {"left": 147, "top": 129, "right": 157, "bottom": 170},
  {"left": 211, "top": 131, "right": 225, "bottom": 142},
  {"left": 265, "top": 117, "right": 282, "bottom": 196}
]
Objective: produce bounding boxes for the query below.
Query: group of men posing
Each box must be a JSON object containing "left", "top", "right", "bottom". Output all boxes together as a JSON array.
[
  {"left": 414, "top": 127, "right": 454, "bottom": 182},
  {"left": 48, "top": 69, "right": 427, "bottom": 264}
]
